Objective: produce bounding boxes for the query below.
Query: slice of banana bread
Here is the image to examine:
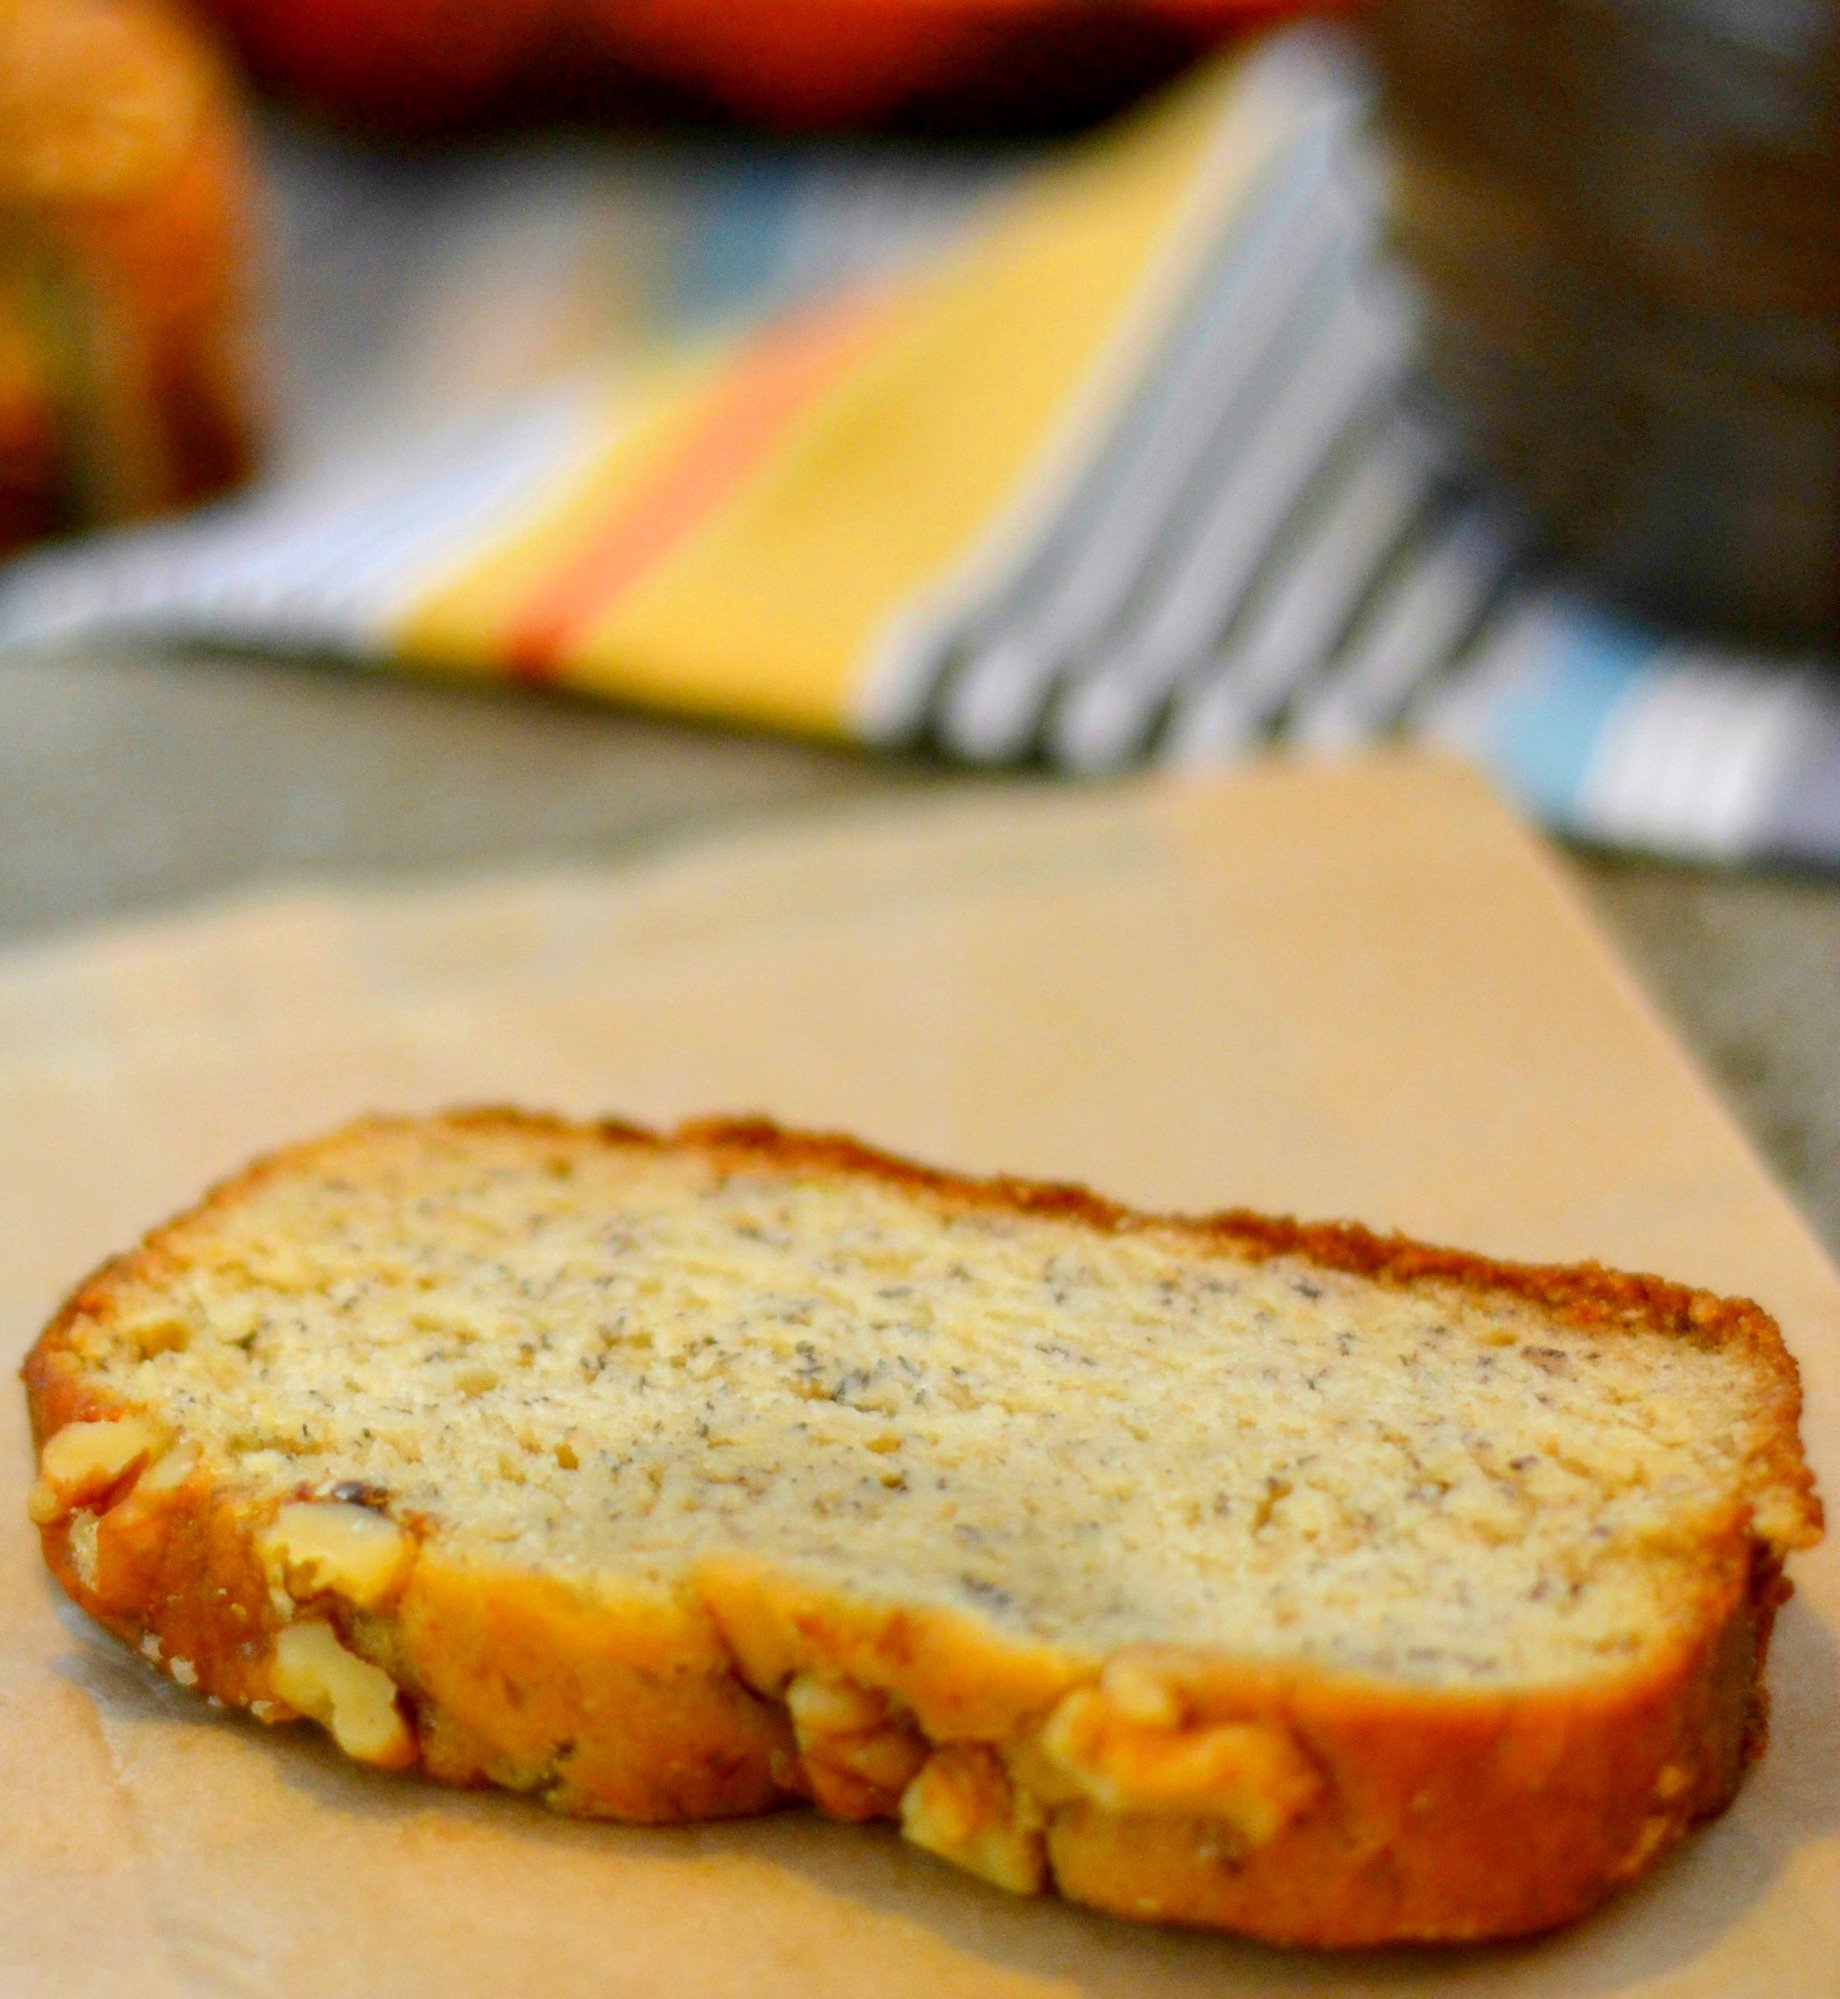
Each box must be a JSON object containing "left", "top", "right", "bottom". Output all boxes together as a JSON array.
[{"left": 22, "top": 1111, "right": 1821, "bottom": 1946}]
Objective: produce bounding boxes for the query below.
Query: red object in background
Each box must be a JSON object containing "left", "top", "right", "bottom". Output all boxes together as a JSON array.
[{"left": 201, "top": 0, "right": 1346, "bottom": 131}]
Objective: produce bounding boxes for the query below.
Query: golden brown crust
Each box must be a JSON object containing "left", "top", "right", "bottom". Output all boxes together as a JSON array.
[{"left": 19, "top": 1110, "right": 1825, "bottom": 1948}]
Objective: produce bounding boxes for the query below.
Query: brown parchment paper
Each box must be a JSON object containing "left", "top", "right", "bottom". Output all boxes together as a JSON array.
[{"left": 0, "top": 752, "right": 1833, "bottom": 1999}]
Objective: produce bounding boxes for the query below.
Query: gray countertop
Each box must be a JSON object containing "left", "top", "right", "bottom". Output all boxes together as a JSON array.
[{"left": 5, "top": 645, "right": 1836, "bottom": 1256}]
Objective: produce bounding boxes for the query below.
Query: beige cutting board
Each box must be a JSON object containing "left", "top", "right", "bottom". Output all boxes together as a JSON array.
[{"left": 0, "top": 752, "right": 1832, "bottom": 1999}]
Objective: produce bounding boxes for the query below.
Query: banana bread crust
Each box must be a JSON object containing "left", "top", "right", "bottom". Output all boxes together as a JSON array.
[{"left": 21, "top": 1111, "right": 1822, "bottom": 1947}]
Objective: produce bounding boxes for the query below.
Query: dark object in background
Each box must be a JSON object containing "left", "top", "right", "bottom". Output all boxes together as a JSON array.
[
  {"left": 200, "top": 0, "right": 1326, "bottom": 134},
  {"left": 0, "top": 0, "right": 261, "bottom": 559},
  {"left": 1370, "top": 0, "right": 1838, "bottom": 649}
]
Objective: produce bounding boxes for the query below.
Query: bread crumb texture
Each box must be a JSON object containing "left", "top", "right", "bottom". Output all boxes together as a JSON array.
[{"left": 22, "top": 1113, "right": 1822, "bottom": 1946}]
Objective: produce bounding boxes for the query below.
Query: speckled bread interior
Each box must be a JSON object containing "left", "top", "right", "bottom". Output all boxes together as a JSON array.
[{"left": 22, "top": 1112, "right": 1823, "bottom": 1946}]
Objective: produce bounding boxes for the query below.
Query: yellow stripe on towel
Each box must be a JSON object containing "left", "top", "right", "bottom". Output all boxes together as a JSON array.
[{"left": 396, "top": 52, "right": 1272, "bottom": 735}]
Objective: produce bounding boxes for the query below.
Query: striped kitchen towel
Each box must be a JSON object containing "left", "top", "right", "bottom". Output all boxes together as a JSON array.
[{"left": 1, "top": 25, "right": 1834, "bottom": 865}]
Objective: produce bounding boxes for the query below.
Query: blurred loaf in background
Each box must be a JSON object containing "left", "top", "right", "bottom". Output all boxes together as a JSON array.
[{"left": 0, "top": 0, "right": 260, "bottom": 558}]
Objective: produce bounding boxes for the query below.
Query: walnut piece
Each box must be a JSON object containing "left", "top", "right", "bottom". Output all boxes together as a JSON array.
[
  {"left": 27, "top": 1415, "right": 164, "bottom": 1524},
  {"left": 269, "top": 1620, "right": 414, "bottom": 1767},
  {"left": 137, "top": 1441, "right": 200, "bottom": 1493},
  {"left": 258, "top": 1501, "right": 411, "bottom": 1609},
  {"left": 900, "top": 1744, "right": 1046, "bottom": 1894},
  {"left": 1038, "top": 1676, "right": 1319, "bottom": 1841},
  {"left": 785, "top": 1670, "right": 928, "bottom": 1820}
]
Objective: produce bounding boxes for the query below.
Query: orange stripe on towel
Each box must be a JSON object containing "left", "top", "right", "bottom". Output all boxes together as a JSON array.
[{"left": 506, "top": 294, "right": 889, "bottom": 681}]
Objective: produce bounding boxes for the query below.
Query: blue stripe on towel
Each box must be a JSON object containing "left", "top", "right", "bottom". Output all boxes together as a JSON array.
[
  {"left": 675, "top": 155, "right": 808, "bottom": 327},
  {"left": 1484, "top": 614, "right": 1657, "bottom": 824}
]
